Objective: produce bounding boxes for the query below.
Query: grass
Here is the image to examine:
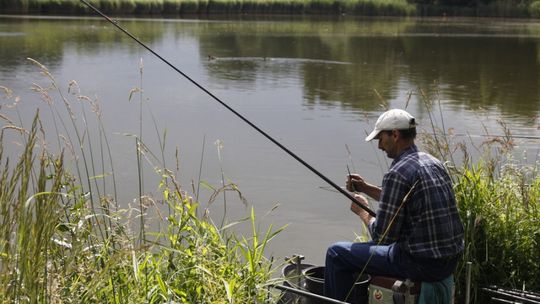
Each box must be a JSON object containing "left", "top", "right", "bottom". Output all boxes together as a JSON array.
[
  {"left": 417, "top": 93, "right": 540, "bottom": 302},
  {"left": 453, "top": 161, "right": 540, "bottom": 302},
  {"left": 0, "top": 60, "right": 284, "bottom": 303}
]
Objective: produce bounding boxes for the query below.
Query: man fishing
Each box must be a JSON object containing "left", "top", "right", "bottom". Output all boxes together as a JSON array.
[{"left": 324, "top": 109, "right": 464, "bottom": 302}]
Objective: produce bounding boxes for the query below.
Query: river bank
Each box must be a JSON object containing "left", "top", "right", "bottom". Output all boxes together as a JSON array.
[{"left": 1, "top": 0, "right": 539, "bottom": 18}]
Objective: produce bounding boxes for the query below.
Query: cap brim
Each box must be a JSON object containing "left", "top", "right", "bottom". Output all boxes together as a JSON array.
[{"left": 365, "top": 129, "right": 380, "bottom": 142}]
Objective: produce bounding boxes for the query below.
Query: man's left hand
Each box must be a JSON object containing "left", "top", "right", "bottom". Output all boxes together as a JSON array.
[{"left": 350, "top": 194, "right": 374, "bottom": 226}]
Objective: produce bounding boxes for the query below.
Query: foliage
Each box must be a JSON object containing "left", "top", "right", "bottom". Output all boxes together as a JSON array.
[
  {"left": 453, "top": 162, "right": 540, "bottom": 302},
  {"left": 0, "top": 61, "right": 283, "bottom": 303},
  {"left": 2, "top": 0, "right": 539, "bottom": 17},
  {"left": 0, "top": 0, "right": 537, "bottom": 18},
  {"left": 418, "top": 93, "right": 540, "bottom": 302},
  {"left": 530, "top": 0, "right": 540, "bottom": 17}
]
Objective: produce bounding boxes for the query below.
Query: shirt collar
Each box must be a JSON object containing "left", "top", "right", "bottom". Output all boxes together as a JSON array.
[{"left": 391, "top": 144, "right": 418, "bottom": 167}]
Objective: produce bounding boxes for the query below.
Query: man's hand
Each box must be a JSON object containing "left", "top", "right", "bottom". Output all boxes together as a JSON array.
[
  {"left": 346, "top": 174, "right": 367, "bottom": 193},
  {"left": 346, "top": 173, "right": 382, "bottom": 201},
  {"left": 350, "top": 194, "right": 374, "bottom": 226}
]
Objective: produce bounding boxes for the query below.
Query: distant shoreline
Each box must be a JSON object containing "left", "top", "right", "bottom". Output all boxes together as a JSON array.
[{"left": 1, "top": 0, "right": 538, "bottom": 18}]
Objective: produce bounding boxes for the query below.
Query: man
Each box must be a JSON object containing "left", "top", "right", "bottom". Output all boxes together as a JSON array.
[{"left": 324, "top": 109, "right": 464, "bottom": 302}]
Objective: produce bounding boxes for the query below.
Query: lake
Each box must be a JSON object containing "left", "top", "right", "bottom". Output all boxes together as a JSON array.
[{"left": 0, "top": 15, "right": 539, "bottom": 265}]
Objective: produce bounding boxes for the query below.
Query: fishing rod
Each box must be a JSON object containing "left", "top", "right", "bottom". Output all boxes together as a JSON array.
[{"left": 79, "top": 0, "right": 377, "bottom": 217}]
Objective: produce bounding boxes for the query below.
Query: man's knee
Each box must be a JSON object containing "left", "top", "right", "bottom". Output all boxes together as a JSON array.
[{"left": 326, "top": 242, "right": 350, "bottom": 259}]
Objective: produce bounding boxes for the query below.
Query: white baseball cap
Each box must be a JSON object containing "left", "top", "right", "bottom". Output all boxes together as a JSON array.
[{"left": 365, "top": 109, "right": 416, "bottom": 142}]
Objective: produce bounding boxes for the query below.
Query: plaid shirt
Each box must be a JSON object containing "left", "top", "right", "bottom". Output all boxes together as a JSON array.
[{"left": 369, "top": 145, "right": 464, "bottom": 259}]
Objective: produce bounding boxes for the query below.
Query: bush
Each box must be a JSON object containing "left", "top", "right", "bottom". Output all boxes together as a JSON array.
[
  {"left": 0, "top": 59, "right": 282, "bottom": 303},
  {"left": 530, "top": 0, "right": 540, "bottom": 17},
  {"left": 180, "top": 0, "right": 202, "bottom": 13},
  {"left": 163, "top": 0, "right": 182, "bottom": 13},
  {"left": 132, "top": 0, "right": 164, "bottom": 13},
  {"left": 453, "top": 163, "right": 540, "bottom": 302}
]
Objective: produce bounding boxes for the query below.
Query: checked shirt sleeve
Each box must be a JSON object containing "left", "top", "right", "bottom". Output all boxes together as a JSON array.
[{"left": 370, "top": 171, "right": 412, "bottom": 244}]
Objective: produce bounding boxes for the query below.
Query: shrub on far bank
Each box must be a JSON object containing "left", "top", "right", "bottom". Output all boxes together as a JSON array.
[
  {"left": 530, "top": 0, "right": 540, "bottom": 17},
  {"left": 4, "top": 0, "right": 540, "bottom": 17}
]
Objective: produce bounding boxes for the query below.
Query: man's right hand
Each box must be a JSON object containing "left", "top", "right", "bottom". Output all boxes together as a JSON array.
[
  {"left": 346, "top": 173, "right": 382, "bottom": 202},
  {"left": 346, "top": 174, "right": 367, "bottom": 193}
]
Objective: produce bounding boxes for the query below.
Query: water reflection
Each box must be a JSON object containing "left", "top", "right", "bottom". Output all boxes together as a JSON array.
[
  {"left": 193, "top": 18, "right": 540, "bottom": 120},
  {"left": 0, "top": 17, "right": 164, "bottom": 73},
  {"left": 401, "top": 35, "right": 539, "bottom": 117},
  {"left": 1, "top": 16, "right": 540, "bottom": 121}
]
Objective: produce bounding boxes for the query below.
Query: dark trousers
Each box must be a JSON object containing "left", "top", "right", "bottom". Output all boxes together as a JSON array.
[{"left": 324, "top": 241, "right": 458, "bottom": 302}]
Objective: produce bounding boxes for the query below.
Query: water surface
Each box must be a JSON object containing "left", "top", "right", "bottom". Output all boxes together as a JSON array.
[{"left": 1, "top": 15, "right": 539, "bottom": 264}]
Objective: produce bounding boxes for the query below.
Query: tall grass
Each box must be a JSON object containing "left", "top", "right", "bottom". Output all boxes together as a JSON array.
[
  {"left": 418, "top": 94, "right": 540, "bottom": 302},
  {"left": 0, "top": 60, "right": 283, "bottom": 302},
  {"left": 453, "top": 162, "right": 540, "bottom": 302},
  {"left": 0, "top": 113, "right": 65, "bottom": 303}
]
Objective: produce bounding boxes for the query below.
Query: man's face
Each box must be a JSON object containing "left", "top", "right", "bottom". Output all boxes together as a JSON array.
[{"left": 377, "top": 130, "right": 397, "bottom": 159}]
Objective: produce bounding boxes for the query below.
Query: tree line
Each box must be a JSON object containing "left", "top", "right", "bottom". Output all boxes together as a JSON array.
[{"left": 0, "top": 0, "right": 539, "bottom": 17}]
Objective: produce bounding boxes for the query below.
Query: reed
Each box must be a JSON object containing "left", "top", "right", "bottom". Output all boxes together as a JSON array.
[
  {"left": 453, "top": 162, "right": 540, "bottom": 301},
  {"left": 418, "top": 94, "right": 540, "bottom": 302},
  {"left": 0, "top": 60, "right": 283, "bottom": 302}
]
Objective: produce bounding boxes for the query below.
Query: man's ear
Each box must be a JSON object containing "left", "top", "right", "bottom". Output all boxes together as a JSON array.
[{"left": 392, "top": 129, "right": 399, "bottom": 141}]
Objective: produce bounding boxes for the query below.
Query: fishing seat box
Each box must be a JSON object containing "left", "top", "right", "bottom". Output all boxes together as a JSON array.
[{"left": 369, "top": 276, "right": 420, "bottom": 304}]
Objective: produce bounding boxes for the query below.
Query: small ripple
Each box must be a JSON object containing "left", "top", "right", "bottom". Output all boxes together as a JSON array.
[
  {"left": 0, "top": 32, "right": 26, "bottom": 37},
  {"left": 208, "top": 56, "right": 352, "bottom": 65}
]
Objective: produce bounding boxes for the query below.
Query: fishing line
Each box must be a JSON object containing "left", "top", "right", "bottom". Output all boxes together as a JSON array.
[
  {"left": 449, "top": 133, "right": 540, "bottom": 140},
  {"left": 80, "top": 0, "right": 377, "bottom": 217}
]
